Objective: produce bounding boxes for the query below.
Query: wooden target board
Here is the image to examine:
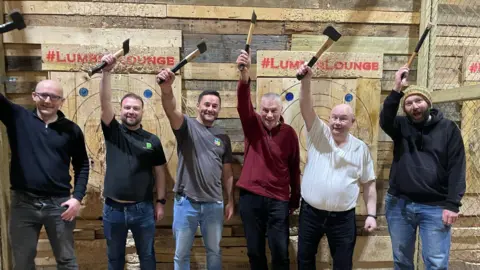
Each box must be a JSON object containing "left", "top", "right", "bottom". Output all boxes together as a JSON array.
[{"left": 50, "top": 72, "right": 181, "bottom": 218}]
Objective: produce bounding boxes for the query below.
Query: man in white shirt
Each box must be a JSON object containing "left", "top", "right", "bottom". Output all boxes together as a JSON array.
[{"left": 296, "top": 64, "right": 378, "bottom": 270}]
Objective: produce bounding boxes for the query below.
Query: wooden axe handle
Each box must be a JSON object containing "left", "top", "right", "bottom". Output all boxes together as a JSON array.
[{"left": 297, "top": 39, "right": 335, "bottom": 80}]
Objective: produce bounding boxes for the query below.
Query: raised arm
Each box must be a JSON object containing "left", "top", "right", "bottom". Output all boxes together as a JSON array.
[
  {"left": 236, "top": 49, "right": 262, "bottom": 140},
  {"left": 157, "top": 69, "right": 184, "bottom": 130},
  {"left": 297, "top": 64, "right": 317, "bottom": 132},
  {"left": 99, "top": 54, "right": 116, "bottom": 125},
  {"left": 0, "top": 92, "right": 19, "bottom": 126},
  {"left": 379, "top": 66, "right": 409, "bottom": 139}
]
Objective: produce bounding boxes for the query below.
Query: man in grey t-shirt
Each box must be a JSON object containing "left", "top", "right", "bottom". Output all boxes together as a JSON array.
[{"left": 157, "top": 68, "right": 235, "bottom": 270}]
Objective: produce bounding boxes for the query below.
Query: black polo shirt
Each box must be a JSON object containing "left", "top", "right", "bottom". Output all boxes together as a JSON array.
[{"left": 101, "top": 116, "right": 166, "bottom": 202}]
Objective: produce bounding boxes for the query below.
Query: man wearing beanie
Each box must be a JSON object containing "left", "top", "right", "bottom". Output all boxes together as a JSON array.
[{"left": 380, "top": 66, "right": 466, "bottom": 270}]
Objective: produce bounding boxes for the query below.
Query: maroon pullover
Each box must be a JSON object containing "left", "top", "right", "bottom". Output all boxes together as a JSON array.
[{"left": 236, "top": 80, "right": 301, "bottom": 209}]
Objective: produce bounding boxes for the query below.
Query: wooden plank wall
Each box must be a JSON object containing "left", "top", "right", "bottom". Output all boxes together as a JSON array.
[{"left": 0, "top": 0, "right": 479, "bottom": 269}]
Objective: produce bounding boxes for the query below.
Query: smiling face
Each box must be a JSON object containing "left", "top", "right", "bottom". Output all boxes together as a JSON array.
[
  {"left": 328, "top": 104, "right": 355, "bottom": 136},
  {"left": 260, "top": 95, "right": 282, "bottom": 131},
  {"left": 197, "top": 94, "right": 220, "bottom": 125},
  {"left": 120, "top": 96, "right": 144, "bottom": 127},
  {"left": 404, "top": 94, "right": 430, "bottom": 123},
  {"left": 31, "top": 80, "right": 65, "bottom": 118}
]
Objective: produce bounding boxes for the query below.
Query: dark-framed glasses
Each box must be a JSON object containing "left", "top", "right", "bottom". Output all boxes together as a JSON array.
[{"left": 34, "top": 92, "right": 64, "bottom": 102}]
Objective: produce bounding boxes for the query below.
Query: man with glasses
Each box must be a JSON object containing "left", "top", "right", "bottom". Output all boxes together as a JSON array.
[{"left": 0, "top": 79, "right": 90, "bottom": 269}]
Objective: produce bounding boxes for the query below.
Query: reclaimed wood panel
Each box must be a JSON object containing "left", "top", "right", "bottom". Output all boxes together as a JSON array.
[
  {"left": 182, "top": 34, "right": 288, "bottom": 63},
  {"left": 183, "top": 63, "right": 257, "bottom": 80},
  {"left": 285, "top": 22, "right": 419, "bottom": 37}
]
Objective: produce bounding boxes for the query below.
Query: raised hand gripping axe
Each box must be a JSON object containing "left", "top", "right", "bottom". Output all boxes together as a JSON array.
[
  {"left": 157, "top": 40, "right": 207, "bottom": 84},
  {"left": 238, "top": 10, "right": 257, "bottom": 71},
  {"left": 88, "top": 38, "right": 130, "bottom": 76},
  {"left": 296, "top": 26, "right": 341, "bottom": 80},
  {"left": 0, "top": 10, "right": 26, "bottom": 34}
]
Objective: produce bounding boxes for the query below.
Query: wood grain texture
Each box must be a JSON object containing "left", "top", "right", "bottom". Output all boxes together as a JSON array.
[
  {"left": 291, "top": 35, "right": 417, "bottom": 54},
  {"left": 3, "top": 26, "right": 182, "bottom": 47},
  {"left": 5, "top": 1, "right": 167, "bottom": 17},
  {"left": 167, "top": 5, "right": 420, "bottom": 24},
  {"left": 285, "top": 22, "right": 420, "bottom": 37},
  {"left": 182, "top": 34, "right": 288, "bottom": 63},
  {"left": 183, "top": 63, "right": 257, "bottom": 80},
  {"left": 4, "top": 71, "right": 47, "bottom": 93}
]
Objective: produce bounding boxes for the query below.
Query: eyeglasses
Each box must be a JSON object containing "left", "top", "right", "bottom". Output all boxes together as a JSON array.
[{"left": 34, "top": 92, "right": 64, "bottom": 102}]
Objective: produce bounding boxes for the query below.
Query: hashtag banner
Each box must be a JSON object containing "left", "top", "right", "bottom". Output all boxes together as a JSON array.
[
  {"left": 463, "top": 55, "right": 480, "bottom": 81},
  {"left": 256, "top": 50, "right": 383, "bottom": 79},
  {"left": 41, "top": 44, "right": 180, "bottom": 74}
]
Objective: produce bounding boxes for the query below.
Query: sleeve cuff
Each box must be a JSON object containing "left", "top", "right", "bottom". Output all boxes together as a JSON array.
[
  {"left": 73, "top": 192, "right": 84, "bottom": 203},
  {"left": 444, "top": 201, "right": 460, "bottom": 213}
]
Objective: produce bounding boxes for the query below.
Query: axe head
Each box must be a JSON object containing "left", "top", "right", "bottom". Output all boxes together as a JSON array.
[
  {"left": 197, "top": 40, "right": 207, "bottom": 54},
  {"left": 9, "top": 10, "right": 26, "bottom": 30},
  {"left": 122, "top": 39, "right": 130, "bottom": 55},
  {"left": 323, "top": 26, "right": 341, "bottom": 42},
  {"left": 251, "top": 10, "right": 257, "bottom": 24}
]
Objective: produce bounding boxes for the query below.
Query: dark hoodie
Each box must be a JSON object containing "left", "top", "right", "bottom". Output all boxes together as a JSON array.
[
  {"left": 0, "top": 93, "right": 89, "bottom": 201},
  {"left": 236, "top": 80, "right": 301, "bottom": 209},
  {"left": 380, "top": 90, "right": 466, "bottom": 212}
]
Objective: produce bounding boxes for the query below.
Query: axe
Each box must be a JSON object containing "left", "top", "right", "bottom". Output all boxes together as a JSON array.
[
  {"left": 401, "top": 22, "right": 434, "bottom": 80},
  {"left": 296, "top": 26, "right": 341, "bottom": 81},
  {"left": 157, "top": 40, "right": 207, "bottom": 84},
  {"left": 0, "top": 10, "right": 26, "bottom": 34},
  {"left": 88, "top": 38, "right": 130, "bottom": 76},
  {"left": 238, "top": 10, "right": 257, "bottom": 71}
]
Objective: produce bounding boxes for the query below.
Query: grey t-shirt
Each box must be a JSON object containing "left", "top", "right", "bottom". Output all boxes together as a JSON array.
[{"left": 173, "top": 115, "right": 233, "bottom": 202}]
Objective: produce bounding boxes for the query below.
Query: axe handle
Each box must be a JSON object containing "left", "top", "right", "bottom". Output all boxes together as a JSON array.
[
  {"left": 157, "top": 59, "right": 188, "bottom": 84},
  {"left": 238, "top": 44, "right": 250, "bottom": 71},
  {"left": 401, "top": 52, "right": 417, "bottom": 80},
  {"left": 297, "top": 38, "right": 336, "bottom": 80},
  {"left": 88, "top": 48, "right": 125, "bottom": 76}
]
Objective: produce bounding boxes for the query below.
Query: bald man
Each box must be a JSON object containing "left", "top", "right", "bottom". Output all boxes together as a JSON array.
[
  {"left": 0, "top": 80, "right": 89, "bottom": 269},
  {"left": 296, "top": 65, "right": 377, "bottom": 270}
]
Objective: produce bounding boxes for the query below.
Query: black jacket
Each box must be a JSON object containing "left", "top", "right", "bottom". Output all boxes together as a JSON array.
[
  {"left": 380, "top": 90, "right": 466, "bottom": 212},
  {"left": 0, "top": 93, "right": 89, "bottom": 201}
]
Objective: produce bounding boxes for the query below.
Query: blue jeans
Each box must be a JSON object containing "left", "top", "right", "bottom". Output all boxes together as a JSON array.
[
  {"left": 385, "top": 193, "right": 451, "bottom": 270},
  {"left": 102, "top": 198, "right": 156, "bottom": 270},
  {"left": 173, "top": 193, "right": 224, "bottom": 270}
]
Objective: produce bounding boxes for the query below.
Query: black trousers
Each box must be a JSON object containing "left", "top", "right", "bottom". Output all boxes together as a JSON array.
[
  {"left": 297, "top": 199, "right": 356, "bottom": 270},
  {"left": 239, "top": 189, "right": 290, "bottom": 270}
]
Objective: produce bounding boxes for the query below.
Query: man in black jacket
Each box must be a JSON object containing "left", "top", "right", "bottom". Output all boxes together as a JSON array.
[
  {"left": 380, "top": 66, "right": 466, "bottom": 270},
  {"left": 0, "top": 80, "right": 90, "bottom": 269}
]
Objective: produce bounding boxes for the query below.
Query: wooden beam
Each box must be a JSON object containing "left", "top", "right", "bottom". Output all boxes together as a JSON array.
[
  {"left": 0, "top": 0, "right": 11, "bottom": 268},
  {"left": 431, "top": 84, "right": 480, "bottom": 103},
  {"left": 417, "top": 0, "right": 432, "bottom": 87},
  {"left": 166, "top": 5, "right": 420, "bottom": 24},
  {"left": 3, "top": 26, "right": 182, "bottom": 47}
]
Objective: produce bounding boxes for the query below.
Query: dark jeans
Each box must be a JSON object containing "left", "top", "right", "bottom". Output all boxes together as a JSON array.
[
  {"left": 8, "top": 190, "right": 77, "bottom": 270},
  {"left": 238, "top": 189, "right": 290, "bottom": 270},
  {"left": 298, "top": 199, "right": 356, "bottom": 270},
  {"left": 102, "top": 198, "right": 156, "bottom": 270}
]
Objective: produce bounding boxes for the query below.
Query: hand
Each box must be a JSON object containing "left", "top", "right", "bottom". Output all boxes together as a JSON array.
[
  {"left": 236, "top": 49, "right": 251, "bottom": 82},
  {"left": 364, "top": 216, "right": 377, "bottom": 232},
  {"left": 394, "top": 65, "right": 410, "bottom": 92},
  {"left": 101, "top": 54, "right": 116, "bottom": 72},
  {"left": 156, "top": 68, "right": 176, "bottom": 88},
  {"left": 289, "top": 208, "right": 296, "bottom": 215},
  {"left": 60, "top": 198, "right": 81, "bottom": 222},
  {"left": 155, "top": 203, "right": 165, "bottom": 222},
  {"left": 442, "top": 209, "right": 459, "bottom": 225},
  {"left": 224, "top": 202, "right": 234, "bottom": 221},
  {"left": 297, "top": 64, "right": 313, "bottom": 81}
]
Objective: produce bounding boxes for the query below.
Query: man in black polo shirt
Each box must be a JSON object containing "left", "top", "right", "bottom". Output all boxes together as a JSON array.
[
  {"left": 99, "top": 54, "right": 168, "bottom": 269},
  {"left": 0, "top": 79, "right": 89, "bottom": 270}
]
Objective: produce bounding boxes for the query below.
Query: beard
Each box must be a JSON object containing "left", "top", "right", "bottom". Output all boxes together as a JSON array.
[
  {"left": 408, "top": 108, "right": 430, "bottom": 123},
  {"left": 121, "top": 115, "right": 141, "bottom": 127}
]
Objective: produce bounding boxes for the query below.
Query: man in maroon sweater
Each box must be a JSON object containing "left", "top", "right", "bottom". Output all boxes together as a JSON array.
[{"left": 235, "top": 50, "right": 301, "bottom": 270}]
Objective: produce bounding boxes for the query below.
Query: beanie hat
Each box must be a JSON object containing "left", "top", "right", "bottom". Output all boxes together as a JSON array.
[{"left": 401, "top": 85, "right": 432, "bottom": 111}]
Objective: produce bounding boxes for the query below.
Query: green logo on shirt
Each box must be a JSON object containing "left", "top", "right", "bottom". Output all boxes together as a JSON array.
[
  {"left": 145, "top": 142, "right": 152, "bottom": 149},
  {"left": 214, "top": 138, "right": 221, "bottom": 146}
]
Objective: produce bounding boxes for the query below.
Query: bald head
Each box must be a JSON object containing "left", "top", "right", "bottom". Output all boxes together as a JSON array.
[
  {"left": 331, "top": 104, "right": 355, "bottom": 122},
  {"left": 35, "top": 79, "right": 64, "bottom": 97},
  {"left": 329, "top": 103, "right": 355, "bottom": 138}
]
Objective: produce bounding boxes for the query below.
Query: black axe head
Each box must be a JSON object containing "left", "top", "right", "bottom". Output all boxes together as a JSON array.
[
  {"left": 323, "top": 26, "right": 341, "bottom": 42},
  {"left": 251, "top": 10, "right": 257, "bottom": 24},
  {"left": 9, "top": 10, "right": 26, "bottom": 30},
  {"left": 197, "top": 40, "right": 207, "bottom": 54},
  {"left": 123, "top": 39, "right": 130, "bottom": 55}
]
